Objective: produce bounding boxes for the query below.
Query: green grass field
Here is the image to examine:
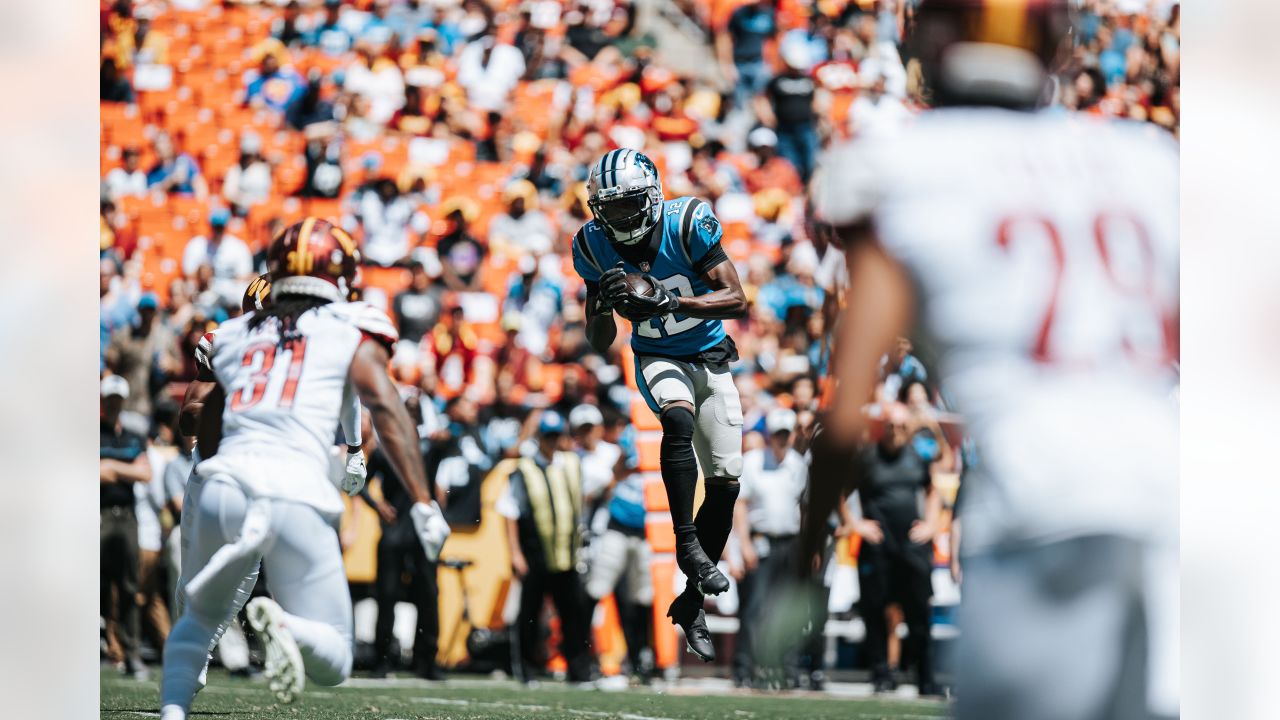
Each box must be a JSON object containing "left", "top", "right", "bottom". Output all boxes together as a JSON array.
[{"left": 101, "top": 669, "right": 949, "bottom": 720}]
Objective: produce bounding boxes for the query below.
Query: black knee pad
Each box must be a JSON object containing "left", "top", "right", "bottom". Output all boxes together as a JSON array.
[{"left": 660, "top": 405, "right": 695, "bottom": 441}]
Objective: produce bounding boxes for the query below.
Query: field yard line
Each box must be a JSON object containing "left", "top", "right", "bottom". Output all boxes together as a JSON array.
[{"left": 408, "top": 695, "right": 678, "bottom": 720}]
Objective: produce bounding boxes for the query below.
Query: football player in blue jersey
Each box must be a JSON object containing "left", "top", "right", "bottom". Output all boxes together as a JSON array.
[{"left": 571, "top": 149, "right": 749, "bottom": 662}]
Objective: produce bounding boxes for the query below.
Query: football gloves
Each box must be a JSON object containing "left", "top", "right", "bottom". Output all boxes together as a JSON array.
[
  {"left": 620, "top": 274, "right": 680, "bottom": 321},
  {"left": 341, "top": 450, "right": 367, "bottom": 497},
  {"left": 598, "top": 263, "right": 630, "bottom": 312},
  {"left": 410, "top": 501, "right": 451, "bottom": 562}
]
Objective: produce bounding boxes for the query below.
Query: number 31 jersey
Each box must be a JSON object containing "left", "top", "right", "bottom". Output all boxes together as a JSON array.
[
  {"left": 818, "top": 109, "right": 1179, "bottom": 550},
  {"left": 200, "top": 301, "right": 397, "bottom": 514},
  {"left": 572, "top": 197, "right": 733, "bottom": 361}
]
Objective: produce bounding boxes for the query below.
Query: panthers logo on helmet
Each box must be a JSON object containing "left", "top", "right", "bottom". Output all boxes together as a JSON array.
[
  {"left": 266, "top": 217, "right": 360, "bottom": 302},
  {"left": 587, "top": 149, "right": 665, "bottom": 247}
]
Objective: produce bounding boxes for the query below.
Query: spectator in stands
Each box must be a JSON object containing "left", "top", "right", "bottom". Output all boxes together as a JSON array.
[
  {"left": 900, "top": 380, "right": 954, "bottom": 470},
  {"left": 104, "top": 293, "right": 179, "bottom": 431},
  {"left": 344, "top": 42, "right": 407, "bottom": 126},
  {"left": 481, "top": 371, "right": 530, "bottom": 459},
  {"left": 181, "top": 208, "right": 254, "bottom": 307},
  {"left": 100, "top": 375, "right": 153, "bottom": 680},
  {"left": 426, "top": 393, "right": 494, "bottom": 529},
  {"left": 222, "top": 132, "right": 273, "bottom": 216},
  {"left": 852, "top": 403, "right": 944, "bottom": 697},
  {"left": 457, "top": 35, "right": 526, "bottom": 113},
  {"left": 742, "top": 127, "right": 803, "bottom": 195},
  {"left": 358, "top": 0, "right": 397, "bottom": 49},
  {"left": 498, "top": 411, "right": 595, "bottom": 684},
  {"left": 757, "top": 42, "right": 820, "bottom": 182},
  {"left": 101, "top": 56, "right": 134, "bottom": 103},
  {"left": 360, "top": 407, "right": 446, "bottom": 680},
  {"left": 304, "top": 0, "right": 354, "bottom": 56},
  {"left": 489, "top": 179, "right": 555, "bottom": 260},
  {"left": 731, "top": 408, "right": 808, "bottom": 688},
  {"left": 425, "top": 299, "right": 479, "bottom": 395},
  {"left": 504, "top": 255, "right": 563, "bottom": 359},
  {"left": 393, "top": 261, "right": 442, "bottom": 345},
  {"left": 271, "top": 0, "right": 307, "bottom": 48},
  {"left": 437, "top": 200, "right": 486, "bottom": 291},
  {"left": 146, "top": 132, "right": 207, "bottom": 199},
  {"left": 718, "top": 0, "right": 777, "bottom": 115},
  {"left": 299, "top": 135, "right": 344, "bottom": 198},
  {"left": 105, "top": 147, "right": 148, "bottom": 200},
  {"left": 878, "top": 336, "right": 928, "bottom": 404},
  {"left": 354, "top": 177, "right": 428, "bottom": 267},
  {"left": 848, "top": 70, "right": 912, "bottom": 139},
  {"left": 582, "top": 421, "right": 656, "bottom": 681},
  {"left": 244, "top": 39, "right": 306, "bottom": 113},
  {"left": 100, "top": 257, "right": 137, "bottom": 371},
  {"left": 137, "top": 411, "right": 174, "bottom": 654},
  {"left": 287, "top": 71, "right": 337, "bottom": 132},
  {"left": 564, "top": 3, "right": 609, "bottom": 62}
]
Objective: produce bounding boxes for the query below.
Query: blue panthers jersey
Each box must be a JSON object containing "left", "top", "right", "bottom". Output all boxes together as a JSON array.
[{"left": 572, "top": 197, "right": 731, "bottom": 360}]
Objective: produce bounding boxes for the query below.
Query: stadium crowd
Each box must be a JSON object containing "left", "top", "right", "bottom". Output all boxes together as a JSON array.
[{"left": 100, "top": 0, "right": 1180, "bottom": 692}]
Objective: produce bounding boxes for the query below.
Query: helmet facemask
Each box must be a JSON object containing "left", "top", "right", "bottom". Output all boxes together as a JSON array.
[{"left": 589, "top": 185, "right": 663, "bottom": 246}]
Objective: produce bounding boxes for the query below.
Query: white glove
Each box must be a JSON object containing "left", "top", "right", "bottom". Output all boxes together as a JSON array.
[
  {"left": 341, "top": 451, "right": 367, "bottom": 497},
  {"left": 410, "top": 501, "right": 451, "bottom": 562}
]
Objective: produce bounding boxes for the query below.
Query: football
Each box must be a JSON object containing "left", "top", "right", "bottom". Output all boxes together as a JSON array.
[{"left": 623, "top": 272, "right": 656, "bottom": 297}]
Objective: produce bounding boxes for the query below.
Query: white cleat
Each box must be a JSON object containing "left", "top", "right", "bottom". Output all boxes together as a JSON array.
[
  {"left": 246, "top": 598, "right": 305, "bottom": 704},
  {"left": 160, "top": 704, "right": 187, "bottom": 720}
]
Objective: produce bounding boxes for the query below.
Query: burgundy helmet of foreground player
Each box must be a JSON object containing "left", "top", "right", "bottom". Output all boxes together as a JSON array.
[
  {"left": 910, "top": 0, "right": 1073, "bottom": 108},
  {"left": 265, "top": 217, "right": 360, "bottom": 303}
]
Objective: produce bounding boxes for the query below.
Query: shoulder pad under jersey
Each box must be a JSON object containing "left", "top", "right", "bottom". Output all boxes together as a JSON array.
[{"left": 331, "top": 301, "right": 399, "bottom": 351}]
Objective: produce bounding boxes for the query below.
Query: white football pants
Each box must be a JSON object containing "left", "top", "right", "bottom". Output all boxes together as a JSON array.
[
  {"left": 161, "top": 475, "right": 353, "bottom": 712},
  {"left": 172, "top": 473, "right": 256, "bottom": 672}
]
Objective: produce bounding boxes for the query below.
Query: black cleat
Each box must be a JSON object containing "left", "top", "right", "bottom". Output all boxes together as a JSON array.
[
  {"left": 667, "top": 592, "right": 716, "bottom": 662},
  {"left": 676, "top": 537, "right": 730, "bottom": 596}
]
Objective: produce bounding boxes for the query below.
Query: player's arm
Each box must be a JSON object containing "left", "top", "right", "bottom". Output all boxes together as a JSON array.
[
  {"left": 799, "top": 225, "right": 912, "bottom": 577},
  {"left": 678, "top": 259, "right": 749, "bottom": 319},
  {"left": 584, "top": 283, "right": 619, "bottom": 355},
  {"left": 349, "top": 340, "right": 431, "bottom": 506},
  {"left": 101, "top": 452, "right": 152, "bottom": 485},
  {"left": 179, "top": 380, "right": 216, "bottom": 437},
  {"left": 350, "top": 337, "right": 451, "bottom": 559},
  {"left": 823, "top": 226, "right": 913, "bottom": 444}
]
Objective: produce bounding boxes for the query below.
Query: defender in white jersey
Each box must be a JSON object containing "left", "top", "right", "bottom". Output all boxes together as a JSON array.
[
  {"left": 160, "top": 219, "right": 450, "bottom": 720},
  {"left": 806, "top": 2, "right": 1177, "bottom": 719}
]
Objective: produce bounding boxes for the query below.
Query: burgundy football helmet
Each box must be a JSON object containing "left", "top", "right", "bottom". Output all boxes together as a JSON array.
[
  {"left": 241, "top": 273, "right": 272, "bottom": 313},
  {"left": 265, "top": 218, "right": 360, "bottom": 303},
  {"left": 910, "top": 0, "right": 1073, "bottom": 109}
]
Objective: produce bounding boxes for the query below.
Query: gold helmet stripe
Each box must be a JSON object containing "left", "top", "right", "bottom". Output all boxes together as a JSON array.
[{"left": 979, "top": 0, "right": 1033, "bottom": 50}]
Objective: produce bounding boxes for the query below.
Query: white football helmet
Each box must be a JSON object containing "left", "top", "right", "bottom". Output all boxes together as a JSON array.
[{"left": 587, "top": 149, "right": 663, "bottom": 246}]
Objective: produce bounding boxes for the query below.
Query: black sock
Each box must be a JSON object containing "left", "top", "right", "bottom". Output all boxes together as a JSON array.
[
  {"left": 659, "top": 406, "right": 699, "bottom": 542},
  {"left": 681, "top": 479, "right": 740, "bottom": 599}
]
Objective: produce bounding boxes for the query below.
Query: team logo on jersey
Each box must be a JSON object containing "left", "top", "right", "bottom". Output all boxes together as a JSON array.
[{"left": 698, "top": 212, "right": 720, "bottom": 238}]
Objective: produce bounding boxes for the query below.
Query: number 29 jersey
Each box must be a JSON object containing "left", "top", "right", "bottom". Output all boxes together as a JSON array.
[
  {"left": 572, "top": 197, "right": 734, "bottom": 362},
  {"left": 818, "top": 109, "right": 1179, "bottom": 551},
  {"left": 200, "top": 301, "right": 397, "bottom": 514}
]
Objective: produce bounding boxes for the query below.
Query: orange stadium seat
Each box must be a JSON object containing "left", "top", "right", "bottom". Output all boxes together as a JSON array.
[
  {"left": 636, "top": 435, "right": 661, "bottom": 472},
  {"left": 630, "top": 397, "right": 660, "bottom": 431}
]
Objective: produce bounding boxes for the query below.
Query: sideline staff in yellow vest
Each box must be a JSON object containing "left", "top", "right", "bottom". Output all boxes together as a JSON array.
[{"left": 497, "top": 410, "right": 596, "bottom": 684}]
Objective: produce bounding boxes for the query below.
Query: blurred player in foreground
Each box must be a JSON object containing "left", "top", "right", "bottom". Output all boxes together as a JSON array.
[
  {"left": 572, "top": 149, "right": 749, "bottom": 661},
  {"left": 160, "top": 219, "right": 450, "bottom": 719},
  {"left": 806, "top": 1, "right": 1178, "bottom": 718}
]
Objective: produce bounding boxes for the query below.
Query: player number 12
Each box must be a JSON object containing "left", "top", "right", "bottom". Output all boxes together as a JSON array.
[{"left": 635, "top": 275, "right": 702, "bottom": 338}]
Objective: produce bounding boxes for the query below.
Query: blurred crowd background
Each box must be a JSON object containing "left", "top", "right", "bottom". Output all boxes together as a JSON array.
[{"left": 99, "top": 0, "right": 1180, "bottom": 691}]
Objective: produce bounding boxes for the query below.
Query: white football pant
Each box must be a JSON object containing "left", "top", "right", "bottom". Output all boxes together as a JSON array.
[{"left": 161, "top": 475, "right": 353, "bottom": 712}]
